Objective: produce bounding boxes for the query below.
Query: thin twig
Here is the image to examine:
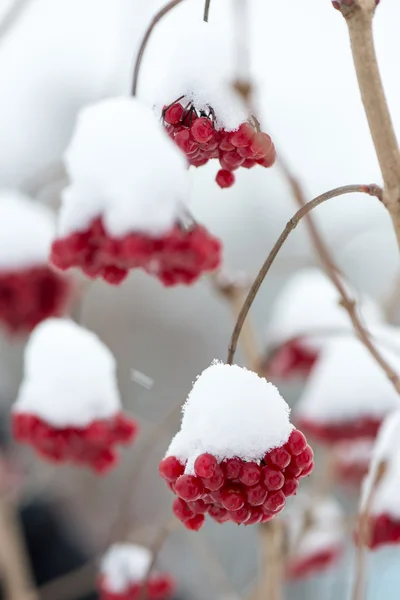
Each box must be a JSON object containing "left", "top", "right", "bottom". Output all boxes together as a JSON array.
[
  {"left": 337, "top": 1, "right": 400, "bottom": 247},
  {"left": 203, "top": 0, "right": 211, "bottom": 22},
  {"left": 0, "top": 0, "right": 33, "bottom": 48},
  {"left": 226, "top": 184, "right": 382, "bottom": 364},
  {"left": 138, "top": 520, "right": 177, "bottom": 600},
  {"left": 259, "top": 522, "right": 284, "bottom": 600},
  {"left": 132, "top": 0, "right": 186, "bottom": 96}
]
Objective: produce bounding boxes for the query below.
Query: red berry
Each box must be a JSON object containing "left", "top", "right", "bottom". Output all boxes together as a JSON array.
[
  {"left": 260, "top": 511, "right": 275, "bottom": 523},
  {"left": 164, "top": 103, "right": 184, "bottom": 125},
  {"left": 229, "top": 123, "right": 255, "bottom": 147},
  {"left": 246, "top": 483, "right": 268, "bottom": 506},
  {"left": 190, "top": 118, "right": 214, "bottom": 144},
  {"left": 216, "top": 169, "right": 235, "bottom": 189},
  {"left": 300, "top": 461, "right": 314, "bottom": 478},
  {"left": 219, "top": 136, "right": 236, "bottom": 152},
  {"left": 194, "top": 453, "right": 217, "bottom": 478},
  {"left": 188, "top": 499, "right": 208, "bottom": 514},
  {"left": 245, "top": 508, "right": 263, "bottom": 525},
  {"left": 262, "top": 467, "right": 285, "bottom": 491},
  {"left": 172, "top": 497, "right": 194, "bottom": 522},
  {"left": 184, "top": 514, "right": 205, "bottom": 531},
  {"left": 229, "top": 506, "right": 251, "bottom": 524},
  {"left": 223, "top": 458, "right": 242, "bottom": 479},
  {"left": 282, "top": 478, "right": 299, "bottom": 497},
  {"left": 256, "top": 151, "right": 276, "bottom": 168},
  {"left": 266, "top": 447, "right": 291, "bottom": 469},
  {"left": 263, "top": 491, "right": 286, "bottom": 513},
  {"left": 285, "top": 463, "right": 303, "bottom": 478},
  {"left": 286, "top": 429, "right": 308, "bottom": 456},
  {"left": 241, "top": 159, "right": 256, "bottom": 169},
  {"left": 220, "top": 485, "right": 245, "bottom": 511},
  {"left": 209, "top": 490, "right": 222, "bottom": 503},
  {"left": 293, "top": 446, "right": 314, "bottom": 469},
  {"left": 175, "top": 474, "right": 204, "bottom": 501},
  {"left": 208, "top": 505, "right": 229, "bottom": 523},
  {"left": 203, "top": 464, "right": 225, "bottom": 491},
  {"left": 159, "top": 456, "right": 184, "bottom": 481},
  {"left": 250, "top": 132, "right": 274, "bottom": 158},
  {"left": 175, "top": 129, "right": 198, "bottom": 154},
  {"left": 239, "top": 462, "right": 261, "bottom": 486}
]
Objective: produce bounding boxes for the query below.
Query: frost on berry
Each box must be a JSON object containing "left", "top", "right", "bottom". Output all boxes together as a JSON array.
[
  {"left": 50, "top": 98, "right": 221, "bottom": 287},
  {"left": 285, "top": 495, "right": 345, "bottom": 580},
  {"left": 357, "top": 411, "right": 400, "bottom": 549},
  {"left": 332, "top": 438, "right": 374, "bottom": 489},
  {"left": 12, "top": 319, "right": 138, "bottom": 473},
  {"left": 0, "top": 191, "right": 72, "bottom": 334},
  {"left": 295, "top": 331, "right": 400, "bottom": 444},
  {"left": 99, "top": 543, "right": 175, "bottom": 600},
  {"left": 261, "top": 268, "right": 383, "bottom": 381},
  {"left": 159, "top": 361, "right": 313, "bottom": 529}
]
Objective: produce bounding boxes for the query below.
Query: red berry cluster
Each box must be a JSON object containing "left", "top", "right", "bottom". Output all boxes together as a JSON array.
[
  {"left": 261, "top": 340, "right": 318, "bottom": 380},
  {"left": 356, "top": 514, "right": 400, "bottom": 550},
  {"left": 51, "top": 218, "right": 221, "bottom": 286},
  {"left": 0, "top": 266, "right": 71, "bottom": 334},
  {"left": 99, "top": 574, "right": 175, "bottom": 600},
  {"left": 12, "top": 412, "right": 137, "bottom": 474},
  {"left": 296, "top": 416, "right": 382, "bottom": 444},
  {"left": 286, "top": 546, "right": 343, "bottom": 580},
  {"left": 163, "top": 102, "right": 276, "bottom": 189},
  {"left": 159, "top": 429, "right": 314, "bottom": 530},
  {"left": 332, "top": 443, "right": 371, "bottom": 489}
]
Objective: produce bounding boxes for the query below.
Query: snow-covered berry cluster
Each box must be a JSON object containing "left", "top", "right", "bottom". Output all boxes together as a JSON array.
[
  {"left": 285, "top": 495, "right": 345, "bottom": 580},
  {"left": 50, "top": 98, "right": 221, "bottom": 286},
  {"left": 332, "top": 439, "right": 373, "bottom": 489},
  {"left": 163, "top": 103, "right": 276, "bottom": 189},
  {"left": 12, "top": 319, "right": 138, "bottom": 474},
  {"left": 262, "top": 340, "right": 319, "bottom": 381},
  {"left": 99, "top": 544, "right": 175, "bottom": 600},
  {"left": 0, "top": 191, "right": 71, "bottom": 334},
  {"left": 159, "top": 362, "right": 313, "bottom": 530}
]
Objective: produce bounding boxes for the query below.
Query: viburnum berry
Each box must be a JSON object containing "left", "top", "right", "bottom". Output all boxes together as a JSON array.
[
  {"left": 239, "top": 462, "right": 261, "bottom": 486},
  {"left": 159, "top": 456, "right": 185, "bottom": 481},
  {"left": 174, "top": 474, "right": 204, "bottom": 501},
  {"left": 194, "top": 453, "right": 217, "bottom": 478},
  {"left": 162, "top": 101, "right": 276, "bottom": 188},
  {"left": 261, "top": 340, "right": 319, "bottom": 381}
]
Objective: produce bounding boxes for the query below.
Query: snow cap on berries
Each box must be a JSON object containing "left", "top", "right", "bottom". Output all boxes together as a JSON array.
[
  {"left": 152, "top": 20, "right": 248, "bottom": 131},
  {"left": 265, "top": 268, "right": 383, "bottom": 352},
  {"left": 295, "top": 330, "right": 400, "bottom": 427},
  {"left": 166, "top": 361, "right": 293, "bottom": 473},
  {"left": 0, "top": 190, "right": 55, "bottom": 270},
  {"left": 360, "top": 410, "right": 400, "bottom": 517},
  {"left": 100, "top": 544, "right": 151, "bottom": 593},
  {"left": 286, "top": 495, "right": 345, "bottom": 573},
  {"left": 13, "top": 318, "right": 121, "bottom": 427},
  {"left": 58, "top": 97, "right": 189, "bottom": 239}
]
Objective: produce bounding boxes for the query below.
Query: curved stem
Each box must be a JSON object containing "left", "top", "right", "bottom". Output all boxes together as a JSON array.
[
  {"left": 227, "top": 184, "right": 383, "bottom": 365},
  {"left": 203, "top": 0, "right": 211, "bottom": 22},
  {"left": 132, "top": 0, "right": 186, "bottom": 96}
]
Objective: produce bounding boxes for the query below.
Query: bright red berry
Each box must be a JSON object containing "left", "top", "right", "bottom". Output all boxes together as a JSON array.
[
  {"left": 245, "top": 508, "right": 263, "bottom": 525},
  {"left": 282, "top": 478, "right": 299, "bottom": 497},
  {"left": 172, "top": 497, "right": 194, "bottom": 521},
  {"left": 175, "top": 474, "right": 204, "bottom": 501},
  {"left": 266, "top": 447, "right": 291, "bottom": 469},
  {"left": 159, "top": 456, "right": 185, "bottom": 481},
  {"left": 208, "top": 505, "right": 229, "bottom": 523},
  {"left": 184, "top": 514, "right": 205, "bottom": 531},
  {"left": 229, "top": 506, "right": 251, "bottom": 524},
  {"left": 229, "top": 123, "right": 254, "bottom": 147},
  {"left": 220, "top": 485, "right": 245, "bottom": 511},
  {"left": 246, "top": 483, "right": 268, "bottom": 506},
  {"left": 262, "top": 467, "right": 285, "bottom": 491},
  {"left": 175, "top": 129, "right": 198, "bottom": 153},
  {"left": 239, "top": 462, "right": 261, "bottom": 486},
  {"left": 293, "top": 446, "right": 314, "bottom": 470},
  {"left": 223, "top": 458, "right": 242, "bottom": 479},
  {"left": 194, "top": 453, "right": 217, "bottom": 478},
  {"left": 164, "top": 103, "right": 184, "bottom": 125},
  {"left": 190, "top": 118, "right": 214, "bottom": 144},
  {"left": 263, "top": 491, "right": 286, "bottom": 513},
  {"left": 286, "top": 429, "right": 308, "bottom": 456},
  {"left": 188, "top": 499, "right": 208, "bottom": 514},
  {"left": 300, "top": 461, "right": 314, "bottom": 478},
  {"left": 216, "top": 169, "right": 235, "bottom": 189},
  {"left": 203, "top": 464, "right": 225, "bottom": 491}
]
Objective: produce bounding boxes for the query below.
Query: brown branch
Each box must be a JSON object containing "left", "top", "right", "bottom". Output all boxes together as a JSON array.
[
  {"left": 203, "top": 0, "right": 211, "bottom": 22},
  {"left": 138, "top": 520, "right": 177, "bottom": 600},
  {"left": 227, "top": 184, "right": 382, "bottom": 365},
  {"left": 258, "top": 521, "right": 285, "bottom": 600},
  {"left": 337, "top": 1, "right": 400, "bottom": 247},
  {"left": 132, "top": 0, "right": 186, "bottom": 96}
]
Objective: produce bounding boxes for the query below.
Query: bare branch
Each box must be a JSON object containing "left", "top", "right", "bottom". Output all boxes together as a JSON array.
[{"left": 203, "top": 0, "right": 211, "bottom": 22}]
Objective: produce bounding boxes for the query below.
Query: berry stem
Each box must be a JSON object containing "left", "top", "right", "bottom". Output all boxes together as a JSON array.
[
  {"left": 226, "top": 184, "right": 385, "bottom": 370},
  {"left": 259, "top": 521, "right": 285, "bottom": 600},
  {"left": 132, "top": 0, "right": 186, "bottom": 96},
  {"left": 337, "top": 1, "right": 400, "bottom": 249},
  {"left": 203, "top": 0, "right": 211, "bottom": 22}
]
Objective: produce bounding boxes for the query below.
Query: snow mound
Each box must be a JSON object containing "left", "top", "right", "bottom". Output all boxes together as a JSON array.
[
  {"left": 13, "top": 318, "right": 121, "bottom": 427},
  {"left": 295, "top": 330, "right": 400, "bottom": 425},
  {"left": 0, "top": 190, "right": 55, "bottom": 270},
  {"left": 287, "top": 495, "right": 345, "bottom": 559},
  {"left": 361, "top": 410, "right": 400, "bottom": 517},
  {"left": 101, "top": 543, "right": 151, "bottom": 593},
  {"left": 265, "top": 268, "right": 384, "bottom": 351},
  {"left": 166, "top": 361, "right": 293, "bottom": 473},
  {"left": 151, "top": 20, "right": 248, "bottom": 131},
  {"left": 58, "top": 97, "right": 189, "bottom": 239}
]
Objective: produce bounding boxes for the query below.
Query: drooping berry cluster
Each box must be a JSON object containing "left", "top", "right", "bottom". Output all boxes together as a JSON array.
[
  {"left": 296, "top": 415, "right": 382, "bottom": 444},
  {"left": 98, "top": 574, "right": 175, "bottom": 600},
  {"left": 163, "top": 102, "right": 276, "bottom": 189},
  {"left": 0, "top": 266, "right": 71, "bottom": 333},
  {"left": 12, "top": 412, "right": 137, "bottom": 474},
  {"left": 332, "top": 439, "right": 373, "bottom": 489},
  {"left": 261, "top": 339, "right": 318, "bottom": 380},
  {"left": 159, "top": 429, "right": 313, "bottom": 530},
  {"left": 51, "top": 218, "right": 221, "bottom": 286},
  {"left": 286, "top": 547, "right": 343, "bottom": 580}
]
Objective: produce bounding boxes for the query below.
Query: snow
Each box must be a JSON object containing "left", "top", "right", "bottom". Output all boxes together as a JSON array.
[
  {"left": 58, "top": 97, "right": 190, "bottom": 239},
  {"left": 101, "top": 543, "right": 151, "bottom": 593},
  {"left": 13, "top": 318, "right": 121, "bottom": 427},
  {"left": 294, "top": 329, "right": 400, "bottom": 425},
  {"left": 361, "top": 410, "right": 400, "bottom": 517},
  {"left": 166, "top": 361, "right": 293, "bottom": 473},
  {"left": 265, "top": 268, "right": 384, "bottom": 351},
  {"left": 0, "top": 190, "right": 55, "bottom": 270},
  {"left": 286, "top": 495, "right": 345, "bottom": 560},
  {"left": 144, "top": 17, "right": 249, "bottom": 131}
]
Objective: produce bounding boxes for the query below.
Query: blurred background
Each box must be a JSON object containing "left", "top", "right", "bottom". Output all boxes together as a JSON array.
[{"left": 1, "top": 0, "right": 400, "bottom": 599}]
